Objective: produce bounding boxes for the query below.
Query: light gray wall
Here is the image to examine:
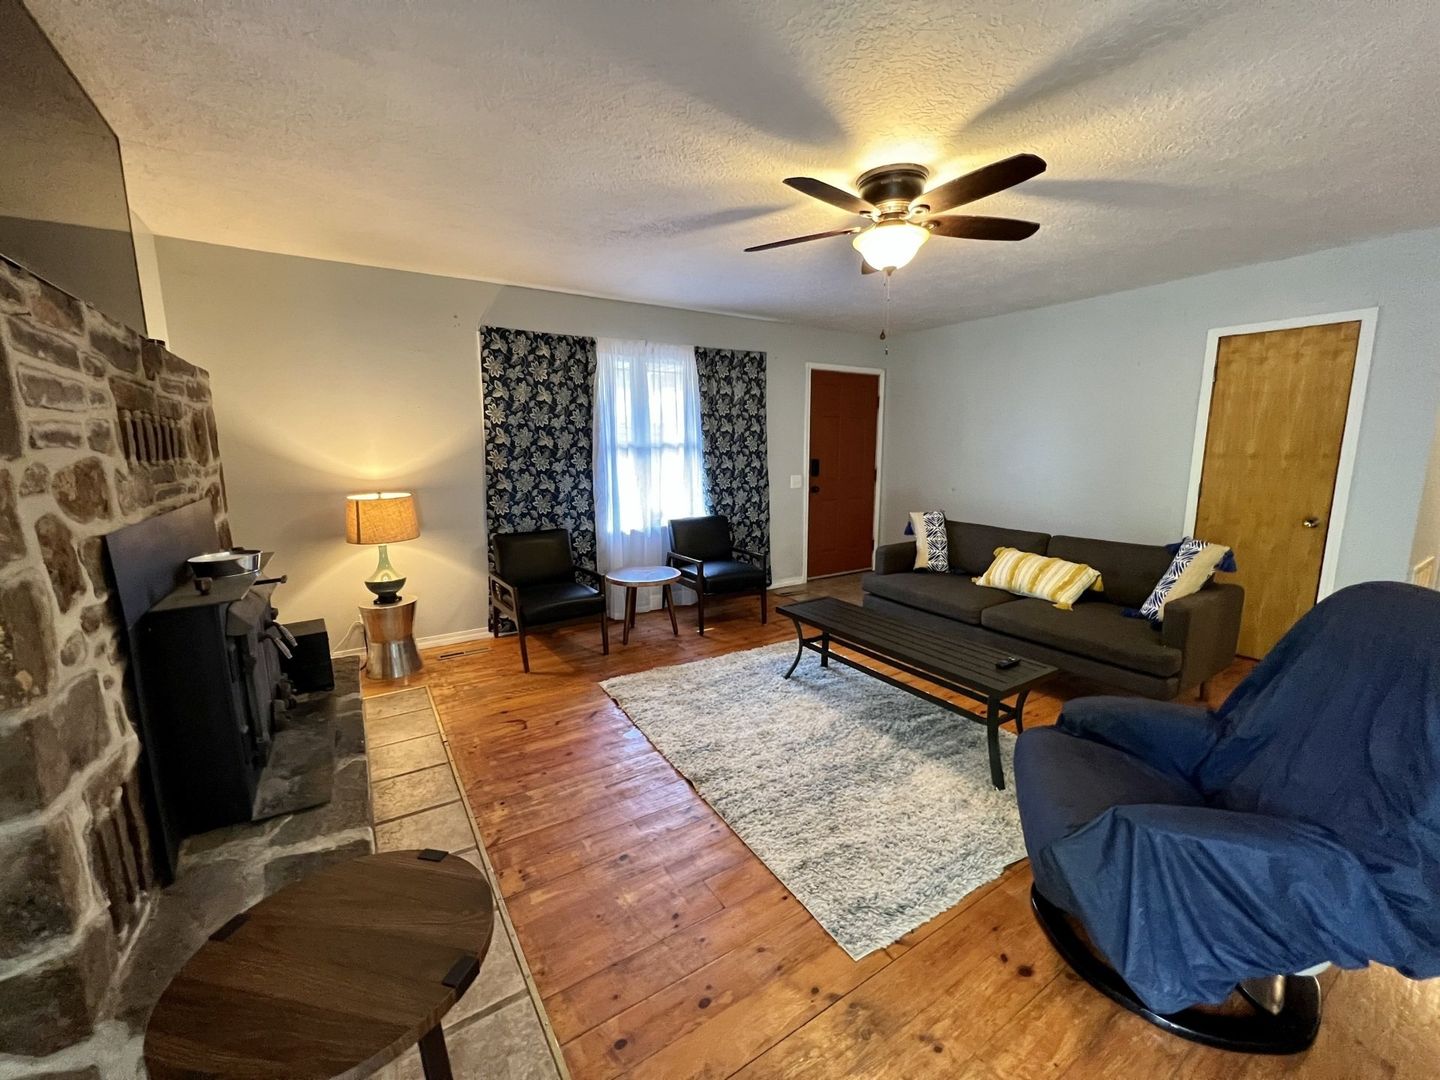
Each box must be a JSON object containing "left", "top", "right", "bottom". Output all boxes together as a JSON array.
[
  {"left": 153, "top": 238, "right": 887, "bottom": 646},
  {"left": 884, "top": 227, "right": 1440, "bottom": 591}
]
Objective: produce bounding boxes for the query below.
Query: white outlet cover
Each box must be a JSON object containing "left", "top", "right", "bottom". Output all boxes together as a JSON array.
[{"left": 790, "top": 475, "right": 803, "bottom": 489}]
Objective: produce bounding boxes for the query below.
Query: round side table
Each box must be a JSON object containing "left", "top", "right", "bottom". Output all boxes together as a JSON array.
[
  {"left": 361, "top": 595, "right": 423, "bottom": 678},
  {"left": 605, "top": 566, "right": 682, "bottom": 645},
  {"left": 145, "top": 849, "right": 494, "bottom": 1080}
]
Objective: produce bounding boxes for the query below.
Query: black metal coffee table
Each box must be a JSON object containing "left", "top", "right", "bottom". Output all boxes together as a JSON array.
[{"left": 777, "top": 598, "right": 1056, "bottom": 789}]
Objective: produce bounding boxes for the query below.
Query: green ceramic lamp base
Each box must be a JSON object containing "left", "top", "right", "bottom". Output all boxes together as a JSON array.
[{"left": 364, "top": 543, "right": 407, "bottom": 604}]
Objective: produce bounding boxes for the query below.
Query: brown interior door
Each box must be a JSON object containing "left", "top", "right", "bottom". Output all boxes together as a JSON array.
[
  {"left": 1194, "top": 321, "right": 1360, "bottom": 658},
  {"left": 807, "top": 370, "right": 880, "bottom": 578}
]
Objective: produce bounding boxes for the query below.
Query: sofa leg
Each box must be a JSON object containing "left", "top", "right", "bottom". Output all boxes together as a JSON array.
[
  {"left": 518, "top": 625, "right": 530, "bottom": 673},
  {"left": 1197, "top": 680, "right": 1210, "bottom": 703}
]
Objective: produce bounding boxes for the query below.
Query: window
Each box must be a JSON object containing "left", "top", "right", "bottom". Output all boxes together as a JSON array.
[{"left": 593, "top": 339, "right": 706, "bottom": 598}]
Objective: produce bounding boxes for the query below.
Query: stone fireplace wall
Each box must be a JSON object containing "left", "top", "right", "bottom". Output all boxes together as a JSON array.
[{"left": 0, "top": 254, "right": 227, "bottom": 1062}]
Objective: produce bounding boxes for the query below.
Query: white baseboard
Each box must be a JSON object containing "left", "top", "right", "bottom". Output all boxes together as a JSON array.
[
  {"left": 419, "top": 627, "right": 492, "bottom": 649},
  {"left": 331, "top": 626, "right": 492, "bottom": 660},
  {"left": 769, "top": 576, "right": 806, "bottom": 590}
]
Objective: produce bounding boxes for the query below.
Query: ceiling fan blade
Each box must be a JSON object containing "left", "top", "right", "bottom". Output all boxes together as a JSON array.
[
  {"left": 744, "top": 226, "right": 862, "bottom": 253},
  {"left": 783, "top": 176, "right": 873, "bottom": 215},
  {"left": 927, "top": 215, "right": 1040, "bottom": 241},
  {"left": 861, "top": 257, "right": 877, "bottom": 275},
  {"left": 916, "top": 153, "right": 1047, "bottom": 213}
]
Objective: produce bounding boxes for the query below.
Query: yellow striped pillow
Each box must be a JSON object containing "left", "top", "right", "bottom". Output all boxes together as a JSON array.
[{"left": 974, "top": 547, "right": 1104, "bottom": 610}]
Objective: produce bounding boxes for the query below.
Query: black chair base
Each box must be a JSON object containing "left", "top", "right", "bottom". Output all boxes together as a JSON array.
[{"left": 1030, "top": 886, "right": 1321, "bottom": 1055}]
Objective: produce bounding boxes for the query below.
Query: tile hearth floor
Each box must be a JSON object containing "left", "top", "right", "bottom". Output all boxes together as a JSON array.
[{"left": 363, "top": 686, "right": 567, "bottom": 1080}]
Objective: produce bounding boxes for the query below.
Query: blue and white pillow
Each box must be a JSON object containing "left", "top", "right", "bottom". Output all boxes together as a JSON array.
[
  {"left": 1137, "top": 537, "right": 1236, "bottom": 622},
  {"left": 907, "top": 510, "right": 950, "bottom": 573}
]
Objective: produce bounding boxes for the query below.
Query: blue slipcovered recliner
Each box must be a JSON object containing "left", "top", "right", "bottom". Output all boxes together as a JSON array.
[{"left": 1015, "top": 581, "right": 1440, "bottom": 1053}]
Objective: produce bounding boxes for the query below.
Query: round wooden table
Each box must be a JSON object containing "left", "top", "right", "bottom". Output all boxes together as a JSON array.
[
  {"left": 145, "top": 849, "right": 494, "bottom": 1080},
  {"left": 605, "top": 565, "right": 682, "bottom": 645}
]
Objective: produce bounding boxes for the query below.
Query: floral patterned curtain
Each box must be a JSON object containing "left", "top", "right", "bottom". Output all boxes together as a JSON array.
[
  {"left": 480, "top": 326, "right": 598, "bottom": 568},
  {"left": 694, "top": 346, "right": 771, "bottom": 583}
]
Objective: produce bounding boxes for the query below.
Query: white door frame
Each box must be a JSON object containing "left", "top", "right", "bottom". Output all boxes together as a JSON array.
[
  {"left": 800, "top": 363, "right": 886, "bottom": 582},
  {"left": 1182, "top": 307, "right": 1378, "bottom": 601}
]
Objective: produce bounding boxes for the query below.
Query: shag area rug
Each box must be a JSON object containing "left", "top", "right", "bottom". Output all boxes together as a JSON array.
[{"left": 600, "top": 642, "right": 1027, "bottom": 958}]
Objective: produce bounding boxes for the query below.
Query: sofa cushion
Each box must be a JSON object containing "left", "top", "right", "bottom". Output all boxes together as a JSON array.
[
  {"left": 862, "top": 571, "right": 1018, "bottom": 625},
  {"left": 494, "top": 528, "right": 575, "bottom": 587},
  {"left": 981, "top": 598, "right": 1182, "bottom": 677},
  {"left": 946, "top": 521, "right": 1051, "bottom": 575},
  {"left": 1046, "top": 535, "right": 1174, "bottom": 610},
  {"left": 1015, "top": 727, "right": 1205, "bottom": 858},
  {"left": 519, "top": 581, "right": 604, "bottom": 625},
  {"left": 670, "top": 515, "right": 735, "bottom": 562},
  {"left": 680, "top": 558, "right": 764, "bottom": 593}
]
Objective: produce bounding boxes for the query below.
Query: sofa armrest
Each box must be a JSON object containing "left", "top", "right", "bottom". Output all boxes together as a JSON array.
[
  {"left": 1162, "top": 583, "right": 1245, "bottom": 691},
  {"left": 1057, "top": 696, "right": 1223, "bottom": 779},
  {"left": 667, "top": 550, "right": 704, "bottom": 582},
  {"left": 489, "top": 573, "right": 519, "bottom": 616},
  {"left": 873, "top": 541, "right": 917, "bottom": 575}
]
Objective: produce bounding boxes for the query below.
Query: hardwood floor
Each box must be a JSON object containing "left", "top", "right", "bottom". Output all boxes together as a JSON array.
[{"left": 363, "top": 576, "right": 1438, "bottom": 1078}]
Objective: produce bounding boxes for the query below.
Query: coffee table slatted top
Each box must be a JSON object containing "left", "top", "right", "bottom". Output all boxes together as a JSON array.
[{"left": 777, "top": 597, "right": 1054, "bottom": 695}]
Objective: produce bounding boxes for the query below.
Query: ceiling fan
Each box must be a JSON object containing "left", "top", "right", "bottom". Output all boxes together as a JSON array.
[{"left": 745, "top": 153, "right": 1046, "bottom": 273}]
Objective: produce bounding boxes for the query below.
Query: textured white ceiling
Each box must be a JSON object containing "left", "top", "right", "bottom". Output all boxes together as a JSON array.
[{"left": 25, "top": 0, "right": 1440, "bottom": 332}]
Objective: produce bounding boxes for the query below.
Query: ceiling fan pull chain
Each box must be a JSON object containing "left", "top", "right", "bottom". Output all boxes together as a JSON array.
[{"left": 880, "top": 270, "right": 892, "bottom": 349}]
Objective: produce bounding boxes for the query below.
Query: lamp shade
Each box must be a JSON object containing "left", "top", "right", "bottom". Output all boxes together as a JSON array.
[
  {"left": 345, "top": 492, "right": 419, "bottom": 545},
  {"left": 852, "top": 221, "right": 930, "bottom": 271}
]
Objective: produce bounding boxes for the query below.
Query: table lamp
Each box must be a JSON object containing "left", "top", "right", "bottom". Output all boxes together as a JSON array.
[{"left": 345, "top": 491, "right": 419, "bottom": 604}]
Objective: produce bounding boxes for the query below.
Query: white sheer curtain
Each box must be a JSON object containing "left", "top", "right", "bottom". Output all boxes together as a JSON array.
[{"left": 594, "top": 338, "right": 707, "bottom": 617}]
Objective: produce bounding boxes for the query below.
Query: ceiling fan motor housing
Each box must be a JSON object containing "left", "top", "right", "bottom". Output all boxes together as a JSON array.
[{"left": 856, "top": 163, "right": 930, "bottom": 219}]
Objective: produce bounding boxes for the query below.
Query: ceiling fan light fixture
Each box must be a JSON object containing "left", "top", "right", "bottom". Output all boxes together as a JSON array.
[{"left": 852, "top": 220, "right": 929, "bottom": 271}]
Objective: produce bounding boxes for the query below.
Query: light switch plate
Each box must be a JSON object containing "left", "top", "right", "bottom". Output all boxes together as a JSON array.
[{"left": 790, "top": 474, "right": 802, "bottom": 489}]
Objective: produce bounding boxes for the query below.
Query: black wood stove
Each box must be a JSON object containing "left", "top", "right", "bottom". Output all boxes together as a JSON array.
[{"left": 106, "top": 501, "right": 334, "bottom": 880}]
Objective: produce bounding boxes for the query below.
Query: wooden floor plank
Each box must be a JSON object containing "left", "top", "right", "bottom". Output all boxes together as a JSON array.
[
  {"left": 364, "top": 574, "right": 1434, "bottom": 1079},
  {"left": 732, "top": 869, "right": 1049, "bottom": 1080},
  {"left": 543, "top": 881, "right": 802, "bottom": 1044}
]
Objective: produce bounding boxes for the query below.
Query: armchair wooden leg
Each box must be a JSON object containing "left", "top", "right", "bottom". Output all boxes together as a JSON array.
[
  {"left": 600, "top": 607, "right": 610, "bottom": 656},
  {"left": 760, "top": 586, "right": 768, "bottom": 625},
  {"left": 1197, "top": 680, "right": 1210, "bottom": 703},
  {"left": 517, "top": 622, "right": 530, "bottom": 673},
  {"left": 697, "top": 590, "right": 706, "bottom": 636},
  {"left": 663, "top": 585, "right": 678, "bottom": 635}
]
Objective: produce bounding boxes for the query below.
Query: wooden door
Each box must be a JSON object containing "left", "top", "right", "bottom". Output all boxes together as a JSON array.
[
  {"left": 807, "top": 370, "right": 880, "bottom": 578},
  {"left": 1195, "top": 321, "right": 1360, "bottom": 658}
]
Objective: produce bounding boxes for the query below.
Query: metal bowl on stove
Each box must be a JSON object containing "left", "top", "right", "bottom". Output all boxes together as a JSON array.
[{"left": 188, "top": 548, "right": 263, "bottom": 578}]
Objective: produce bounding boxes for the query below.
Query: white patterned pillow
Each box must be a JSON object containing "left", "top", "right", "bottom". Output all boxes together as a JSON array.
[
  {"left": 1139, "top": 537, "right": 1234, "bottom": 622},
  {"left": 909, "top": 511, "right": 949, "bottom": 572}
]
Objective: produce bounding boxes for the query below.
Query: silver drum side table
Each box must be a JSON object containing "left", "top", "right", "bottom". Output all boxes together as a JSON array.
[{"left": 361, "top": 596, "right": 423, "bottom": 679}]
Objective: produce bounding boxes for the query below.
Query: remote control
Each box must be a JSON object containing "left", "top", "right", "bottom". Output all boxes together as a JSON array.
[{"left": 995, "top": 656, "right": 1021, "bottom": 670}]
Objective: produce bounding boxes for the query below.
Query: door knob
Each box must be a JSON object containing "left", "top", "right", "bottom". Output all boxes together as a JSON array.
[{"left": 1302, "top": 517, "right": 1321, "bottom": 529}]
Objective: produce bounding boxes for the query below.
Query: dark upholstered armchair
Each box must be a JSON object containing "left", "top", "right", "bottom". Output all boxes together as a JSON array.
[
  {"left": 666, "top": 515, "right": 768, "bottom": 634},
  {"left": 488, "top": 528, "right": 607, "bottom": 673},
  {"left": 1014, "top": 582, "right": 1440, "bottom": 1054}
]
